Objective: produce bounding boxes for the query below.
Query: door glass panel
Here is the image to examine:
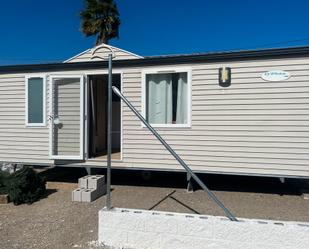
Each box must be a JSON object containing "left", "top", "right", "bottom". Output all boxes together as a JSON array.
[
  {"left": 51, "top": 77, "right": 82, "bottom": 158},
  {"left": 28, "top": 78, "right": 44, "bottom": 124}
]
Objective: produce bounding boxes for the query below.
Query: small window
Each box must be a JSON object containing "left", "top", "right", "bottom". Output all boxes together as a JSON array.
[
  {"left": 26, "top": 76, "right": 45, "bottom": 126},
  {"left": 144, "top": 70, "right": 190, "bottom": 126}
]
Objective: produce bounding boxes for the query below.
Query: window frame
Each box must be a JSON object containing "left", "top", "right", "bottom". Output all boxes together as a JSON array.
[
  {"left": 25, "top": 74, "right": 46, "bottom": 127},
  {"left": 141, "top": 67, "right": 192, "bottom": 128}
]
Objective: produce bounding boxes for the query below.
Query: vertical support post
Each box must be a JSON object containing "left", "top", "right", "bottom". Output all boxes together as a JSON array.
[
  {"left": 90, "top": 78, "right": 96, "bottom": 155},
  {"left": 106, "top": 54, "right": 112, "bottom": 210},
  {"left": 186, "top": 172, "right": 194, "bottom": 193}
]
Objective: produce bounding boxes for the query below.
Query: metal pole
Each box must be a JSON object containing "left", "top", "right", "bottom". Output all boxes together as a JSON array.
[
  {"left": 106, "top": 54, "right": 112, "bottom": 210},
  {"left": 112, "top": 86, "right": 238, "bottom": 221},
  {"left": 90, "top": 79, "right": 97, "bottom": 155}
]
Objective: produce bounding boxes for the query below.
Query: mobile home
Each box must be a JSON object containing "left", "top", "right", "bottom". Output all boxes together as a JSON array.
[{"left": 0, "top": 45, "right": 309, "bottom": 179}]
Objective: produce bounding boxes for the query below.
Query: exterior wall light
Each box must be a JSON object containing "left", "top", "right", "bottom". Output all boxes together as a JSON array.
[{"left": 219, "top": 67, "right": 231, "bottom": 87}]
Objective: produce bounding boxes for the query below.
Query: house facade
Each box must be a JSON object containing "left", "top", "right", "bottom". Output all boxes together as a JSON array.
[{"left": 0, "top": 45, "right": 309, "bottom": 178}]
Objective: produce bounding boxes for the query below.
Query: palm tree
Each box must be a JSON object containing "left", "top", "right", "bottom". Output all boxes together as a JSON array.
[{"left": 80, "top": 0, "right": 120, "bottom": 45}]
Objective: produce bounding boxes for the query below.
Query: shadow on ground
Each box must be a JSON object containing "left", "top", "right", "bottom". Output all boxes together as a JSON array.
[{"left": 35, "top": 166, "right": 308, "bottom": 196}]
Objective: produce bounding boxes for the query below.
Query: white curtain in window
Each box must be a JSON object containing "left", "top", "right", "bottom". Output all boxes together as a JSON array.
[
  {"left": 176, "top": 73, "right": 188, "bottom": 124},
  {"left": 147, "top": 74, "right": 173, "bottom": 124}
]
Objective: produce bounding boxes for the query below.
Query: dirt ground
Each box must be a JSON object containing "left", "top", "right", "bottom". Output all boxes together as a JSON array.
[{"left": 0, "top": 167, "right": 309, "bottom": 249}]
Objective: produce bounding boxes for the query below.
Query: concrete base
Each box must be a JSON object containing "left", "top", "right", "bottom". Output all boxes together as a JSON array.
[
  {"left": 99, "top": 208, "right": 309, "bottom": 249},
  {"left": 73, "top": 175, "right": 107, "bottom": 202}
]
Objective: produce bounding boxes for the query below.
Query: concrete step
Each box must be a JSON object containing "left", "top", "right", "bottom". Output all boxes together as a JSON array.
[
  {"left": 88, "top": 175, "right": 105, "bottom": 190},
  {"left": 72, "top": 187, "right": 85, "bottom": 202},
  {"left": 78, "top": 176, "right": 89, "bottom": 189},
  {"left": 81, "top": 185, "right": 107, "bottom": 202},
  {"left": 72, "top": 184, "right": 107, "bottom": 202},
  {"left": 81, "top": 188, "right": 98, "bottom": 202}
]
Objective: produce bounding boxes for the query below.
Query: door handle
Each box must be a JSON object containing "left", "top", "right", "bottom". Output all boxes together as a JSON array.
[{"left": 47, "top": 115, "right": 54, "bottom": 121}]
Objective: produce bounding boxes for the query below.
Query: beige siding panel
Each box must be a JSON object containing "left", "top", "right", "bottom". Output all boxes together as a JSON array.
[
  {"left": 123, "top": 124, "right": 309, "bottom": 132},
  {"left": 193, "top": 73, "right": 309, "bottom": 81},
  {"left": 119, "top": 57, "right": 309, "bottom": 177},
  {"left": 122, "top": 130, "right": 309, "bottom": 139},
  {"left": 0, "top": 74, "right": 51, "bottom": 165},
  {"left": 192, "top": 57, "right": 309, "bottom": 69},
  {"left": 80, "top": 160, "right": 309, "bottom": 177},
  {"left": 193, "top": 82, "right": 309, "bottom": 90},
  {"left": 122, "top": 144, "right": 308, "bottom": 154},
  {"left": 0, "top": 158, "right": 51, "bottom": 164},
  {"left": 123, "top": 140, "right": 309, "bottom": 150}
]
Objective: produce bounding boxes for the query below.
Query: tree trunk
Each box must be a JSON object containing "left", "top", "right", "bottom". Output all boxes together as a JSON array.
[{"left": 96, "top": 34, "right": 108, "bottom": 45}]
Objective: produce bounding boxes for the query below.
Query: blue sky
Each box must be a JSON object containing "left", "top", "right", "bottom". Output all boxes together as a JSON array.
[{"left": 0, "top": 0, "right": 309, "bottom": 65}]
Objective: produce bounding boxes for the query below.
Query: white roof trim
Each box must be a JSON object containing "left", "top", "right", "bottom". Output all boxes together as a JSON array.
[
  {"left": 108, "top": 44, "right": 144, "bottom": 59},
  {"left": 63, "top": 48, "right": 92, "bottom": 63},
  {"left": 64, "top": 44, "right": 143, "bottom": 63}
]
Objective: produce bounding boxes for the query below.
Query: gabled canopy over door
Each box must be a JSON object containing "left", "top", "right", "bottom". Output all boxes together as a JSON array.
[{"left": 49, "top": 75, "right": 84, "bottom": 160}]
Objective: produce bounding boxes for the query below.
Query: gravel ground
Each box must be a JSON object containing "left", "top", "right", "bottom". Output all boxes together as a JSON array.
[{"left": 0, "top": 168, "right": 309, "bottom": 249}]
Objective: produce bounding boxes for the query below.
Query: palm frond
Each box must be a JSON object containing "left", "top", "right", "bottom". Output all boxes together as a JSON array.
[{"left": 80, "top": 0, "right": 120, "bottom": 45}]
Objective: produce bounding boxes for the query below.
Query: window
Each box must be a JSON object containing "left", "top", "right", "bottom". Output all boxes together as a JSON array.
[
  {"left": 144, "top": 69, "right": 190, "bottom": 126},
  {"left": 26, "top": 76, "right": 45, "bottom": 126}
]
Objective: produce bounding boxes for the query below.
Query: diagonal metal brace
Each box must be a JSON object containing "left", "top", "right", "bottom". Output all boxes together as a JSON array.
[{"left": 112, "top": 86, "right": 238, "bottom": 221}]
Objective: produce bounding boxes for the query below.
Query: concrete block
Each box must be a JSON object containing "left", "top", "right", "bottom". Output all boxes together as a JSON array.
[
  {"left": 81, "top": 185, "right": 107, "bottom": 202},
  {"left": 93, "top": 183, "right": 107, "bottom": 199},
  {"left": 81, "top": 188, "right": 98, "bottom": 202},
  {"left": 96, "top": 183, "right": 107, "bottom": 197},
  {"left": 78, "top": 176, "right": 89, "bottom": 189},
  {"left": 88, "top": 175, "right": 105, "bottom": 190},
  {"left": 72, "top": 188, "right": 84, "bottom": 202}
]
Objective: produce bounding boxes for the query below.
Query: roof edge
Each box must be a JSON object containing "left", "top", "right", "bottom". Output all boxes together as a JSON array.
[
  {"left": 2, "top": 45, "right": 309, "bottom": 74},
  {"left": 108, "top": 44, "right": 144, "bottom": 59},
  {"left": 64, "top": 44, "right": 143, "bottom": 63}
]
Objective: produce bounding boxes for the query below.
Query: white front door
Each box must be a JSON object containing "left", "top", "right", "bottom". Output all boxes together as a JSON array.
[{"left": 49, "top": 75, "right": 84, "bottom": 160}]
